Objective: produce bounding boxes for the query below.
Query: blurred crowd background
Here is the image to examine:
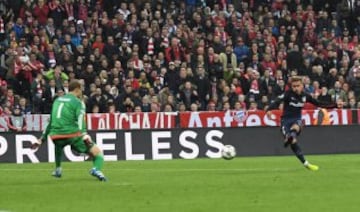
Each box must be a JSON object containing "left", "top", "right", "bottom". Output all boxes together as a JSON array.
[{"left": 0, "top": 0, "right": 360, "bottom": 116}]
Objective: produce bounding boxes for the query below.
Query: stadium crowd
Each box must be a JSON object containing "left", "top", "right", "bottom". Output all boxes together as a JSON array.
[{"left": 0, "top": 0, "right": 360, "bottom": 115}]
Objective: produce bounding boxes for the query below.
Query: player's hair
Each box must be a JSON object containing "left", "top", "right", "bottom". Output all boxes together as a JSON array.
[
  {"left": 290, "top": 76, "right": 303, "bottom": 83},
  {"left": 69, "top": 80, "right": 81, "bottom": 92}
]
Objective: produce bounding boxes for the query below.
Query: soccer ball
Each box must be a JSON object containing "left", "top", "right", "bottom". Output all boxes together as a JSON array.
[{"left": 221, "top": 145, "right": 236, "bottom": 160}]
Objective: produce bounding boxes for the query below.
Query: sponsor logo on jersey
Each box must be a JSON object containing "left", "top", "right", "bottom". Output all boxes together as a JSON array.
[
  {"left": 289, "top": 102, "right": 304, "bottom": 107},
  {"left": 58, "top": 97, "right": 71, "bottom": 102}
]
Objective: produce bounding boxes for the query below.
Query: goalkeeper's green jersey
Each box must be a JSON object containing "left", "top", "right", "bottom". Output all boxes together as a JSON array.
[{"left": 42, "top": 93, "right": 86, "bottom": 140}]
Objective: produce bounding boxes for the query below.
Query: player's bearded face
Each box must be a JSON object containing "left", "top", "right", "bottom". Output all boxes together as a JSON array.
[{"left": 291, "top": 81, "right": 303, "bottom": 94}]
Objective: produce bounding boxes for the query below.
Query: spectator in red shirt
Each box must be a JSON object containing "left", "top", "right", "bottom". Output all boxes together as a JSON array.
[
  {"left": 129, "top": 52, "right": 143, "bottom": 72},
  {"left": 260, "top": 54, "right": 277, "bottom": 75},
  {"left": 77, "top": 0, "right": 88, "bottom": 22},
  {"left": 22, "top": 53, "right": 45, "bottom": 82},
  {"left": 33, "top": 0, "right": 49, "bottom": 26},
  {"left": 5, "top": 88, "right": 15, "bottom": 108},
  {"left": 64, "top": 0, "right": 74, "bottom": 21},
  {"left": 19, "top": 0, "right": 35, "bottom": 26},
  {"left": 92, "top": 35, "right": 105, "bottom": 53},
  {"left": 0, "top": 77, "right": 7, "bottom": 88},
  {"left": 127, "top": 70, "right": 140, "bottom": 90},
  {"left": 48, "top": 0, "right": 65, "bottom": 27},
  {"left": 165, "top": 38, "right": 185, "bottom": 63},
  {"left": 206, "top": 101, "right": 216, "bottom": 111}
]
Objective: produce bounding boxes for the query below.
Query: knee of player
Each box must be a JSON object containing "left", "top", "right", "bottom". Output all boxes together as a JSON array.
[
  {"left": 89, "top": 145, "right": 103, "bottom": 156},
  {"left": 290, "top": 124, "right": 301, "bottom": 132}
]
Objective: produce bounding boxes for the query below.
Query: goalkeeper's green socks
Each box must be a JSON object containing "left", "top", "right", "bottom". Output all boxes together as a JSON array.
[
  {"left": 91, "top": 154, "right": 107, "bottom": 181},
  {"left": 93, "top": 154, "right": 104, "bottom": 170},
  {"left": 55, "top": 146, "right": 63, "bottom": 168}
]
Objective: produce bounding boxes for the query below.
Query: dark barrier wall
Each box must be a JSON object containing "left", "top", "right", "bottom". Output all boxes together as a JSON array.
[{"left": 1, "top": 126, "right": 360, "bottom": 163}]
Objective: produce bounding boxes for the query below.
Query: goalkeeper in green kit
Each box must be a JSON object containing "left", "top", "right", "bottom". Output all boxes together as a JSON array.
[{"left": 31, "top": 80, "right": 107, "bottom": 181}]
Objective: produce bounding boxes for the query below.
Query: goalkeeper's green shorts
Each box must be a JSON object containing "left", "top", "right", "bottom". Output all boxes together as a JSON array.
[{"left": 53, "top": 136, "right": 94, "bottom": 153}]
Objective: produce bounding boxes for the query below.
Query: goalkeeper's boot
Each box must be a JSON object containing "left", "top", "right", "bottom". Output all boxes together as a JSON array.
[
  {"left": 52, "top": 167, "right": 62, "bottom": 178},
  {"left": 90, "top": 168, "right": 107, "bottom": 182},
  {"left": 304, "top": 162, "right": 319, "bottom": 171}
]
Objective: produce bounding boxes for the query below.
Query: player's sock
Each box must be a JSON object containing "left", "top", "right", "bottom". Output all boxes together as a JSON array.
[
  {"left": 90, "top": 154, "right": 106, "bottom": 181},
  {"left": 93, "top": 154, "right": 104, "bottom": 170},
  {"left": 55, "top": 145, "right": 63, "bottom": 168},
  {"left": 290, "top": 143, "right": 306, "bottom": 164}
]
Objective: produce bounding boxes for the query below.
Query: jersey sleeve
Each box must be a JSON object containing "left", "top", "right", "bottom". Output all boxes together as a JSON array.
[
  {"left": 266, "top": 92, "right": 288, "bottom": 112},
  {"left": 305, "top": 93, "right": 337, "bottom": 108},
  {"left": 75, "top": 100, "right": 87, "bottom": 134}
]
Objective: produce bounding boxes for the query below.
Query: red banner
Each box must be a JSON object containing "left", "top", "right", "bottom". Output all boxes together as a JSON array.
[
  {"left": 0, "top": 109, "right": 354, "bottom": 132},
  {"left": 179, "top": 109, "right": 352, "bottom": 128},
  {"left": 87, "top": 112, "right": 178, "bottom": 130}
]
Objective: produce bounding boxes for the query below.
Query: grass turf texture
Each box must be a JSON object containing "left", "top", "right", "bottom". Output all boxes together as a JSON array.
[{"left": 0, "top": 155, "right": 359, "bottom": 212}]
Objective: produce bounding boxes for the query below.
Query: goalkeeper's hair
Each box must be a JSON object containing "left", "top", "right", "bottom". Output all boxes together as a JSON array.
[{"left": 69, "top": 80, "right": 81, "bottom": 92}]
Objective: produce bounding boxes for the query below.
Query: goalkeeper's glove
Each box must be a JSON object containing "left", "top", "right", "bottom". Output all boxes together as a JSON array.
[
  {"left": 31, "top": 137, "right": 43, "bottom": 150},
  {"left": 82, "top": 134, "right": 93, "bottom": 146}
]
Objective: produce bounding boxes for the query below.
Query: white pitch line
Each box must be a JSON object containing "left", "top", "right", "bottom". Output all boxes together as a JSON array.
[{"left": 0, "top": 168, "right": 298, "bottom": 172}]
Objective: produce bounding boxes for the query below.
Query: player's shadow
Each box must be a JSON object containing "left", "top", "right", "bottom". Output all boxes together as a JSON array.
[
  {"left": 4, "top": 176, "right": 102, "bottom": 187},
  {"left": 208, "top": 168, "right": 301, "bottom": 176}
]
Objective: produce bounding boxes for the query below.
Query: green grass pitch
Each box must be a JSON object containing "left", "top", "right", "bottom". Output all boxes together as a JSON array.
[{"left": 1, "top": 154, "right": 360, "bottom": 212}]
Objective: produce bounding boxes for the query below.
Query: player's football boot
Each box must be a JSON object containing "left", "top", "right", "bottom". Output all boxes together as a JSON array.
[
  {"left": 305, "top": 163, "right": 319, "bottom": 171},
  {"left": 52, "top": 167, "right": 62, "bottom": 178},
  {"left": 90, "top": 168, "right": 107, "bottom": 182}
]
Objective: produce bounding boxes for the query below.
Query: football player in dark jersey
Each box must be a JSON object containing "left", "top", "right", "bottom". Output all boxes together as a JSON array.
[{"left": 266, "top": 76, "right": 336, "bottom": 171}]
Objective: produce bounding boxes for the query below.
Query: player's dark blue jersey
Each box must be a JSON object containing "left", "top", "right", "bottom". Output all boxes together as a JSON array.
[{"left": 267, "top": 90, "right": 335, "bottom": 119}]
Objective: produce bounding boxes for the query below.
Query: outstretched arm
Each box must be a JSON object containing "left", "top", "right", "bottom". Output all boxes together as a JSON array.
[
  {"left": 305, "top": 93, "right": 337, "bottom": 109},
  {"left": 266, "top": 93, "right": 286, "bottom": 112},
  {"left": 31, "top": 116, "right": 52, "bottom": 149}
]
